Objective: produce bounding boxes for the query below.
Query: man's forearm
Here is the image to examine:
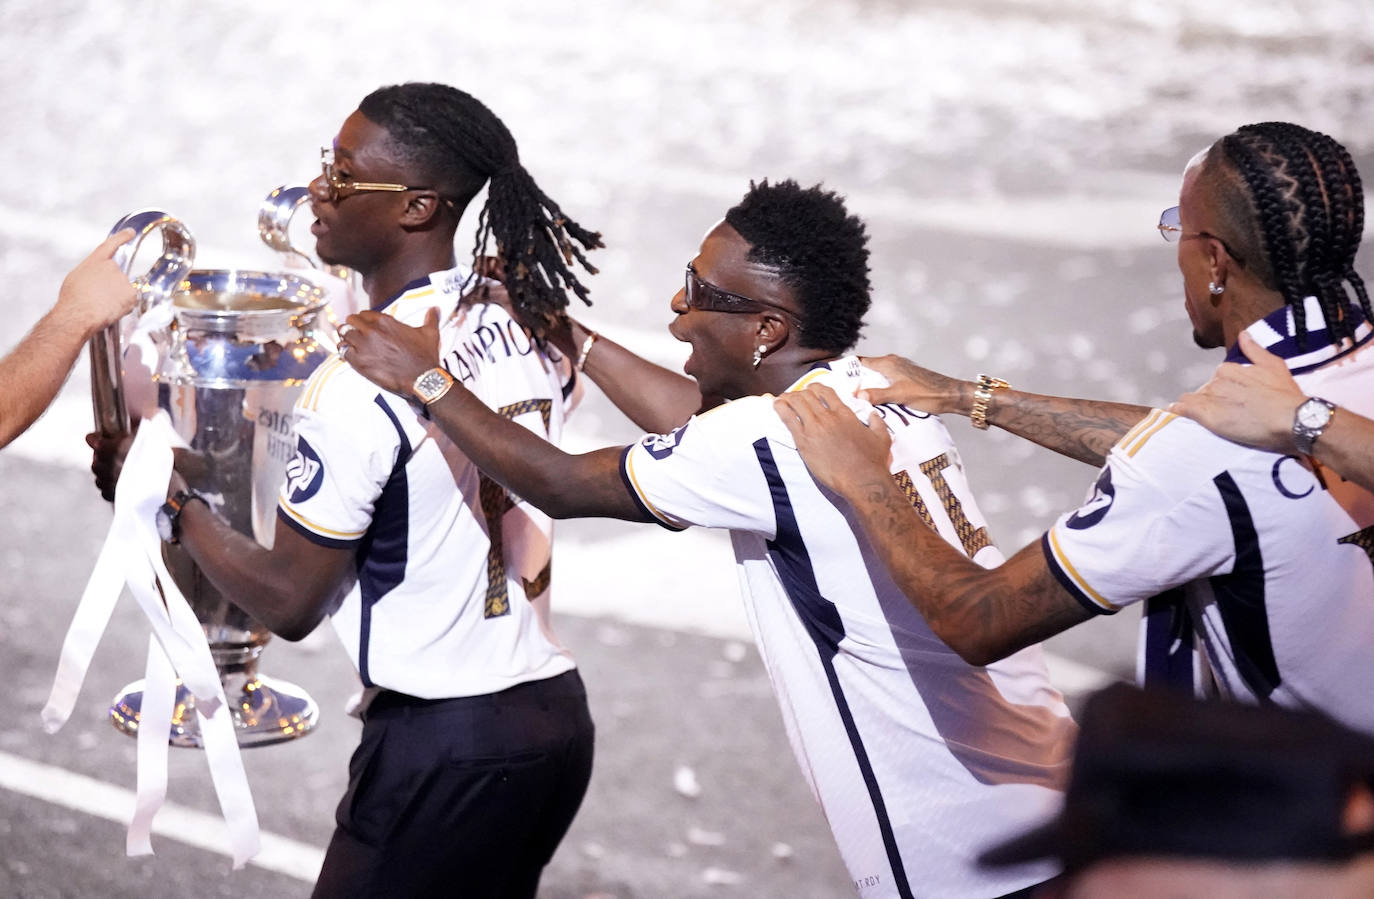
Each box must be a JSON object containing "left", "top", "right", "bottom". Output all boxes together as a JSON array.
[
  {"left": 0, "top": 309, "right": 91, "bottom": 448},
  {"left": 836, "top": 467, "right": 1093, "bottom": 665},
  {"left": 177, "top": 503, "right": 346, "bottom": 641},
  {"left": 1314, "top": 411, "right": 1374, "bottom": 494},
  {"left": 567, "top": 319, "right": 707, "bottom": 433},
  {"left": 983, "top": 389, "right": 1150, "bottom": 467},
  {"left": 424, "top": 380, "right": 650, "bottom": 522}
]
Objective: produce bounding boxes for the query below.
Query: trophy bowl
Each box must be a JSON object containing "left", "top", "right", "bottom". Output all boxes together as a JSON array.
[{"left": 109, "top": 269, "right": 332, "bottom": 748}]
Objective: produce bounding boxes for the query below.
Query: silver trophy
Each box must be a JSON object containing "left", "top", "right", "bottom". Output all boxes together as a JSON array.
[{"left": 99, "top": 208, "right": 332, "bottom": 748}]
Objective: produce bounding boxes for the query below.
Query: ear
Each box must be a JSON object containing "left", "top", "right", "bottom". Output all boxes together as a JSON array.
[
  {"left": 399, "top": 191, "right": 447, "bottom": 228},
  {"left": 756, "top": 312, "right": 793, "bottom": 352},
  {"left": 1207, "top": 238, "right": 1233, "bottom": 300}
]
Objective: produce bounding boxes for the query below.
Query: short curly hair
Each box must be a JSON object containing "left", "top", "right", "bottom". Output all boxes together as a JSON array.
[{"left": 724, "top": 179, "right": 871, "bottom": 352}]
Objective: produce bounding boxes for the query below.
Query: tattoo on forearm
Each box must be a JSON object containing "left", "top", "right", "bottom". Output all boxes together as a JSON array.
[
  {"left": 854, "top": 471, "right": 1089, "bottom": 660},
  {"left": 994, "top": 396, "right": 1148, "bottom": 467}
]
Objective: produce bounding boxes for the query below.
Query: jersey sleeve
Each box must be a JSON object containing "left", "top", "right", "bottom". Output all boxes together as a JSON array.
[
  {"left": 277, "top": 359, "right": 406, "bottom": 547},
  {"left": 618, "top": 398, "right": 778, "bottom": 534},
  {"left": 1042, "top": 411, "right": 1234, "bottom": 614}
]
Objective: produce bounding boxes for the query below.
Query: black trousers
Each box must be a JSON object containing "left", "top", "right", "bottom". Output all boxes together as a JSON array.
[{"left": 312, "top": 670, "right": 595, "bottom": 899}]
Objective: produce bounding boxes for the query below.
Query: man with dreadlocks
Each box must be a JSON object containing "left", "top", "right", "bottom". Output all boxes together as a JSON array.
[
  {"left": 342, "top": 179, "right": 1075, "bottom": 899},
  {"left": 151, "top": 82, "right": 602, "bottom": 898},
  {"left": 774, "top": 122, "right": 1374, "bottom": 735}
]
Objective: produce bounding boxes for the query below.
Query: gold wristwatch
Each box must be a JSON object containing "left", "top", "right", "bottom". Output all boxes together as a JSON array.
[
  {"left": 970, "top": 374, "right": 1010, "bottom": 430},
  {"left": 412, "top": 367, "right": 456, "bottom": 406}
]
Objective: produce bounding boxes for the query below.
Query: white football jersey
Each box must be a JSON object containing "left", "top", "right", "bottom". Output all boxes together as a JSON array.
[
  {"left": 1045, "top": 299, "right": 1374, "bottom": 734},
  {"left": 621, "top": 357, "right": 1074, "bottom": 899},
  {"left": 278, "top": 267, "right": 578, "bottom": 698}
]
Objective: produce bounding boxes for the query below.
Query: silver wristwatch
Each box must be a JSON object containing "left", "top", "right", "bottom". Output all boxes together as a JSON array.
[
  {"left": 412, "top": 367, "right": 456, "bottom": 405},
  {"left": 1292, "top": 397, "right": 1337, "bottom": 454}
]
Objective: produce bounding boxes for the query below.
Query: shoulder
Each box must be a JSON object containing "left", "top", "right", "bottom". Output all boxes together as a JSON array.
[{"left": 296, "top": 355, "right": 418, "bottom": 445}]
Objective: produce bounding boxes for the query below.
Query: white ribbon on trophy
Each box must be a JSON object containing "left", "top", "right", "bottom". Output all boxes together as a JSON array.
[{"left": 42, "top": 393, "right": 260, "bottom": 863}]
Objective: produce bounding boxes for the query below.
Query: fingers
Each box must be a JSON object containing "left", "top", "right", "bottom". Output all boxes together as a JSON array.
[
  {"left": 91, "top": 228, "right": 136, "bottom": 261},
  {"left": 1237, "top": 331, "right": 1284, "bottom": 372},
  {"left": 423, "top": 307, "right": 440, "bottom": 330}
]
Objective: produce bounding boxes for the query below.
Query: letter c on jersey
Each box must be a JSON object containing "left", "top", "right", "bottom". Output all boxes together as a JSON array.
[
  {"left": 285, "top": 437, "right": 325, "bottom": 503},
  {"left": 1271, "top": 455, "right": 1314, "bottom": 500}
]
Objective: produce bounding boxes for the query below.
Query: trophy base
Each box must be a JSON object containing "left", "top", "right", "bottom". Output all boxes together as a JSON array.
[{"left": 109, "top": 672, "right": 319, "bottom": 749}]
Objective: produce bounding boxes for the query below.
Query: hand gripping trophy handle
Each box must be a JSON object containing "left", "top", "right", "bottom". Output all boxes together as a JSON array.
[{"left": 89, "top": 210, "right": 195, "bottom": 437}]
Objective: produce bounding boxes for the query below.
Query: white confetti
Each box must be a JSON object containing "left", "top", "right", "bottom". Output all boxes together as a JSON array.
[
  {"left": 687, "top": 825, "right": 726, "bottom": 846},
  {"left": 701, "top": 867, "right": 744, "bottom": 886},
  {"left": 674, "top": 765, "right": 702, "bottom": 799}
]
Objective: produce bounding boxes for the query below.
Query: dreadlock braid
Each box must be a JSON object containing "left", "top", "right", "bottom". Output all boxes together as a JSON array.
[
  {"left": 359, "top": 83, "right": 602, "bottom": 332},
  {"left": 1214, "top": 122, "right": 1369, "bottom": 346}
]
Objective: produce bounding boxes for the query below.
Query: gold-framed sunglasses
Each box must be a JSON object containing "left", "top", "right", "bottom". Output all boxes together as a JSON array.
[{"left": 320, "top": 146, "right": 434, "bottom": 203}]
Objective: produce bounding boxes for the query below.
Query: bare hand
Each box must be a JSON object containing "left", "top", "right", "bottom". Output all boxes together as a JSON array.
[
  {"left": 1169, "top": 331, "right": 1303, "bottom": 452},
  {"left": 340, "top": 308, "right": 442, "bottom": 398},
  {"left": 86, "top": 428, "right": 135, "bottom": 502},
  {"left": 774, "top": 384, "right": 892, "bottom": 495},
  {"left": 56, "top": 229, "right": 138, "bottom": 337},
  {"left": 861, "top": 354, "right": 970, "bottom": 415}
]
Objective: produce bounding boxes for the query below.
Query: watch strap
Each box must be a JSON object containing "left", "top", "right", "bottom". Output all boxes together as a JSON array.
[{"left": 970, "top": 374, "right": 1010, "bottom": 431}]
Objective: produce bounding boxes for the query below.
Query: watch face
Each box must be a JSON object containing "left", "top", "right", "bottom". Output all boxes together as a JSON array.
[
  {"left": 1298, "top": 400, "right": 1333, "bottom": 429},
  {"left": 415, "top": 369, "right": 452, "bottom": 401},
  {"left": 155, "top": 506, "right": 175, "bottom": 543}
]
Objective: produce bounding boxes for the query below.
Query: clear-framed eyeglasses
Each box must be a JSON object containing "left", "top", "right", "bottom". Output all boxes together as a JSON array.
[{"left": 1157, "top": 206, "right": 1247, "bottom": 267}]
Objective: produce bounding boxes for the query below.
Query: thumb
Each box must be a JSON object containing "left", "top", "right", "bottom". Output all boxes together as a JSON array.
[
  {"left": 423, "top": 307, "right": 441, "bottom": 330},
  {"left": 1238, "top": 331, "right": 1283, "bottom": 372}
]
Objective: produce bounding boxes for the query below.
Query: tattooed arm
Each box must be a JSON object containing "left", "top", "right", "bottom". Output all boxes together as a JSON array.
[
  {"left": 862, "top": 355, "right": 1150, "bottom": 467},
  {"left": 774, "top": 384, "right": 1093, "bottom": 664}
]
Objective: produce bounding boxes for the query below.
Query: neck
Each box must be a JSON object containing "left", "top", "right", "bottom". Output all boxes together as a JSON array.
[
  {"left": 753, "top": 349, "right": 842, "bottom": 396},
  {"left": 362, "top": 240, "right": 459, "bottom": 311},
  {"left": 1223, "top": 282, "right": 1287, "bottom": 348}
]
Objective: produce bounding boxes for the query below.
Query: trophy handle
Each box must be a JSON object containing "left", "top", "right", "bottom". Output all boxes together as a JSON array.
[
  {"left": 90, "top": 210, "right": 196, "bottom": 437},
  {"left": 258, "top": 185, "right": 356, "bottom": 288}
]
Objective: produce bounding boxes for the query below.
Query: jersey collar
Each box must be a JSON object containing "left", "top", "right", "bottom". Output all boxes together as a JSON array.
[
  {"left": 1225, "top": 296, "right": 1374, "bottom": 375},
  {"left": 375, "top": 265, "right": 476, "bottom": 313},
  {"left": 783, "top": 355, "right": 862, "bottom": 394}
]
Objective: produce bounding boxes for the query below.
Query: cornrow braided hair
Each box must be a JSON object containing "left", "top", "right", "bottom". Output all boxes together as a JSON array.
[
  {"left": 359, "top": 83, "right": 602, "bottom": 332},
  {"left": 1212, "top": 122, "right": 1371, "bottom": 346}
]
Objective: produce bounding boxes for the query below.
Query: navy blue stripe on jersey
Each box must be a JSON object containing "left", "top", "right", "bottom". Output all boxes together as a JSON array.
[
  {"left": 1209, "top": 471, "right": 1279, "bottom": 699},
  {"left": 753, "top": 438, "right": 915, "bottom": 899},
  {"left": 562, "top": 365, "right": 578, "bottom": 401},
  {"left": 1224, "top": 303, "right": 1372, "bottom": 375},
  {"left": 275, "top": 507, "right": 361, "bottom": 549},
  {"left": 1040, "top": 534, "right": 1115, "bottom": 616},
  {"left": 355, "top": 396, "right": 414, "bottom": 687},
  {"left": 617, "top": 446, "right": 686, "bottom": 532},
  {"left": 376, "top": 275, "right": 436, "bottom": 313},
  {"left": 1141, "top": 589, "right": 1195, "bottom": 691}
]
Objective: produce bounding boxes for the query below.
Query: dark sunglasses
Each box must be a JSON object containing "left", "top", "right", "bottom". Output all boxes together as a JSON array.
[{"left": 684, "top": 266, "right": 804, "bottom": 330}]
